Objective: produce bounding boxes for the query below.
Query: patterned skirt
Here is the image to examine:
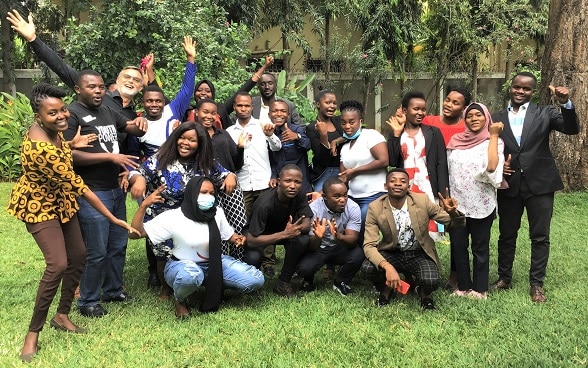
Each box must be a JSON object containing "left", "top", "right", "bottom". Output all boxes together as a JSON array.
[{"left": 217, "top": 184, "right": 248, "bottom": 260}]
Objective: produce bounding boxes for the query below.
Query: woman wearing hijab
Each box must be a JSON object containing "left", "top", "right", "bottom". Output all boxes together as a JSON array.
[
  {"left": 130, "top": 176, "right": 264, "bottom": 317},
  {"left": 446, "top": 103, "right": 505, "bottom": 299}
]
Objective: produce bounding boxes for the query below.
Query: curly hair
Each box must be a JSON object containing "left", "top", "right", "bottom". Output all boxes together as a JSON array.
[{"left": 29, "top": 83, "right": 67, "bottom": 113}]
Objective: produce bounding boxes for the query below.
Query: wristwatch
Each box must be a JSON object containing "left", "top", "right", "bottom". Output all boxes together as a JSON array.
[{"left": 296, "top": 133, "right": 301, "bottom": 140}]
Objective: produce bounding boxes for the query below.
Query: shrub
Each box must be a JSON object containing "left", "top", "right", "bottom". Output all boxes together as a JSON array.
[{"left": 0, "top": 92, "right": 31, "bottom": 181}]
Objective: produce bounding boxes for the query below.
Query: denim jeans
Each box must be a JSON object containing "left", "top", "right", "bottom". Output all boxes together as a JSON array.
[
  {"left": 312, "top": 167, "right": 340, "bottom": 192},
  {"left": 77, "top": 188, "right": 128, "bottom": 307},
  {"left": 350, "top": 192, "right": 386, "bottom": 245},
  {"left": 164, "top": 255, "right": 265, "bottom": 302}
]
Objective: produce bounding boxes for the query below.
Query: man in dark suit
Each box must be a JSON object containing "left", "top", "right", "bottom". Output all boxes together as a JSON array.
[
  {"left": 251, "top": 73, "right": 304, "bottom": 126},
  {"left": 491, "top": 72, "right": 580, "bottom": 303}
]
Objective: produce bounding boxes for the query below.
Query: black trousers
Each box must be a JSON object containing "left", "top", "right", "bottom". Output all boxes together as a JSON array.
[
  {"left": 297, "top": 245, "right": 364, "bottom": 284},
  {"left": 362, "top": 249, "right": 440, "bottom": 296},
  {"left": 243, "top": 235, "right": 309, "bottom": 283},
  {"left": 450, "top": 213, "right": 495, "bottom": 292},
  {"left": 497, "top": 176, "right": 554, "bottom": 286}
]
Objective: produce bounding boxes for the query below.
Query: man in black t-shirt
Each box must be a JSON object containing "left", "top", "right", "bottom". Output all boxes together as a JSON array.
[
  {"left": 63, "top": 71, "right": 147, "bottom": 318},
  {"left": 245, "top": 165, "right": 313, "bottom": 297}
]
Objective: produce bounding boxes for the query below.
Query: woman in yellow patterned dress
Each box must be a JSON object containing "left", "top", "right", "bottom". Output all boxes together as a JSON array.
[{"left": 6, "top": 83, "right": 138, "bottom": 362}]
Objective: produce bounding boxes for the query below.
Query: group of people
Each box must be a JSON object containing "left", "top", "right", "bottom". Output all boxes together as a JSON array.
[{"left": 5, "top": 9, "right": 580, "bottom": 363}]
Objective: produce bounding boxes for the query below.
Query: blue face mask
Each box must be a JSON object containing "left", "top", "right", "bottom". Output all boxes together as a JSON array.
[
  {"left": 197, "top": 194, "right": 215, "bottom": 211},
  {"left": 342, "top": 128, "right": 361, "bottom": 140}
]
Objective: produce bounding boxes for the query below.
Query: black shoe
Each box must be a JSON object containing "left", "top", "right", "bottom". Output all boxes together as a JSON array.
[
  {"left": 263, "top": 266, "right": 276, "bottom": 278},
  {"left": 333, "top": 280, "right": 353, "bottom": 296},
  {"left": 301, "top": 280, "right": 316, "bottom": 293},
  {"left": 79, "top": 304, "right": 108, "bottom": 318},
  {"left": 147, "top": 272, "right": 161, "bottom": 289},
  {"left": 420, "top": 297, "right": 436, "bottom": 310},
  {"left": 101, "top": 291, "right": 134, "bottom": 303},
  {"left": 375, "top": 290, "right": 394, "bottom": 307},
  {"left": 273, "top": 279, "right": 296, "bottom": 298}
]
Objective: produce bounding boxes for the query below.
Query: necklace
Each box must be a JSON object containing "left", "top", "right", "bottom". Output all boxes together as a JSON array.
[{"left": 35, "top": 122, "right": 62, "bottom": 147}]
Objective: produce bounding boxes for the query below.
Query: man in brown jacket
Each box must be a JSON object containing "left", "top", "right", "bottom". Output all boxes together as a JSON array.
[{"left": 362, "top": 168, "right": 465, "bottom": 310}]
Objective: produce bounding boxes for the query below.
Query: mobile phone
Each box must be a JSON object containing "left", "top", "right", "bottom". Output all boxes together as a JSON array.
[{"left": 396, "top": 279, "right": 410, "bottom": 295}]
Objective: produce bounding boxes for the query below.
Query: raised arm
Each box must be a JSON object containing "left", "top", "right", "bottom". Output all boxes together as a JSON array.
[
  {"left": 7, "top": 10, "right": 78, "bottom": 89},
  {"left": 222, "top": 56, "right": 275, "bottom": 114},
  {"left": 168, "top": 36, "right": 198, "bottom": 121}
]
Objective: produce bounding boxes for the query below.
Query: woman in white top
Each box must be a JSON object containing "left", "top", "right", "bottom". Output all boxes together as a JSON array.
[
  {"left": 338, "top": 100, "right": 389, "bottom": 242},
  {"left": 446, "top": 103, "right": 504, "bottom": 299},
  {"left": 130, "top": 176, "right": 264, "bottom": 317}
]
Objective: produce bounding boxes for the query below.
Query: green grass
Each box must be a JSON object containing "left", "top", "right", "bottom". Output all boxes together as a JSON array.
[{"left": 0, "top": 182, "right": 587, "bottom": 367}]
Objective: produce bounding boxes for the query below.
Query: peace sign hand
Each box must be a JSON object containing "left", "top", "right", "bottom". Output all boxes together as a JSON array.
[{"left": 437, "top": 187, "right": 459, "bottom": 216}]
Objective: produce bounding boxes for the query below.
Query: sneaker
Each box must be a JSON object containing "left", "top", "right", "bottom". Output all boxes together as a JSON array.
[
  {"left": 375, "top": 290, "right": 394, "bottom": 307},
  {"left": 101, "top": 291, "right": 134, "bottom": 303},
  {"left": 301, "top": 280, "right": 316, "bottom": 293},
  {"left": 147, "top": 272, "right": 161, "bottom": 289},
  {"left": 273, "top": 279, "right": 296, "bottom": 298},
  {"left": 332, "top": 281, "right": 353, "bottom": 296},
  {"left": 420, "top": 297, "right": 436, "bottom": 310},
  {"left": 263, "top": 266, "right": 276, "bottom": 278}
]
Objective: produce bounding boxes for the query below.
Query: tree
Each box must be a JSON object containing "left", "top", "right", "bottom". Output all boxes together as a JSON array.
[
  {"left": 348, "top": 0, "right": 422, "bottom": 110},
  {"left": 541, "top": 0, "right": 588, "bottom": 190},
  {"left": 64, "top": 0, "right": 251, "bottom": 102}
]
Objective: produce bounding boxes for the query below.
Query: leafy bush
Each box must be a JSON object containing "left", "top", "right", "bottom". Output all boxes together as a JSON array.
[
  {"left": 0, "top": 93, "right": 31, "bottom": 181},
  {"left": 276, "top": 70, "right": 316, "bottom": 124},
  {"left": 64, "top": 0, "right": 252, "bottom": 103}
]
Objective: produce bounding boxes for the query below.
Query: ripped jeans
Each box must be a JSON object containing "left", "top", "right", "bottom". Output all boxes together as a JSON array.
[{"left": 164, "top": 255, "right": 265, "bottom": 302}]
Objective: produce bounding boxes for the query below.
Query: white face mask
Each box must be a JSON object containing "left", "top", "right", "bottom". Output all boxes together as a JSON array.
[{"left": 197, "top": 194, "right": 215, "bottom": 211}]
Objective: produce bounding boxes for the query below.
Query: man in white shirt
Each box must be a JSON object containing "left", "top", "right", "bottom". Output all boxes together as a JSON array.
[{"left": 226, "top": 91, "right": 282, "bottom": 277}]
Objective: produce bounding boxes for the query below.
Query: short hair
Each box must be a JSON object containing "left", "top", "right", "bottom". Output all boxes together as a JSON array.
[
  {"left": 76, "top": 69, "right": 103, "bottom": 85},
  {"left": 30, "top": 83, "right": 67, "bottom": 113},
  {"left": 401, "top": 91, "right": 426, "bottom": 108},
  {"left": 260, "top": 72, "right": 276, "bottom": 82},
  {"left": 339, "top": 100, "right": 364, "bottom": 119},
  {"left": 270, "top": 99, "right": 289, "bottom": 112},
  {"left": 386, "top": 167, "right": 409, "bottom": 180},
  {"left": 235, "top": 91, "right": 252, "bottom": 100},
  {"left": 143, "top": 84, "right": 164, "bottom": 96},
  {"left": 447, "top": 87, "right": 472, "bottom": 106},
  {"left": 196, "top": 98, "right": 217, "bottom": 110},
  {"left": 511, "top": 71, "right": 537, "bottom": 86},
  {"left": 279, "top": 164, "right": 302, "bottom": 177},
  {"left": 323, "top": 177, "right": 347, "bottom": 193},
  {"left": 314, "top": 89, "right": 336, "bottom": 103}
]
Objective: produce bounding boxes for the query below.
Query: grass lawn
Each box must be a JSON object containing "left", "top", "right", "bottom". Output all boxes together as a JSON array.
[{"left": 0, "top": 182, "right": 587, "bottom": 367}]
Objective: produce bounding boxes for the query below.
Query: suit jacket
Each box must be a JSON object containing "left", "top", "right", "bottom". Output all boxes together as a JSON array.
[
  {"left": 387, "top": 124, "right": 449, "bottom": 195},
  {"left": 363, "top": 192, "right": 465, "bottom": 269},
  {"left": 492, "top": 103, "right": 579, "bottom": 197},
  {"left": 251, "top": 96, "right": 303, "bottom": 127}
]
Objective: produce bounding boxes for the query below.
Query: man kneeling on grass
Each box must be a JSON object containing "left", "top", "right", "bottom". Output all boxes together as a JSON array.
[
  {"left": 297, "top": 177, "right": 364, "bottom": 295},
  {"left": 245, "top": 164, "right": 313, "bottom": 297},
  {"left": 362, "top": 168, "right": 465, "bottom": 310}
]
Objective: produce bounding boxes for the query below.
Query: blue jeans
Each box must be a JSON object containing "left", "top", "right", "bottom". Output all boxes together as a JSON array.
[
  {"left": 77, "top": 188, "right": 128, "bottom": 307},
  {"left": 312, "top": 167, "right": 340, "bottom": 192},
  {"left": 350, "top": 192, "right": 386, "bottom": 245},
  {"left": 164, "top": 255, "right": 265, "bottom": 302}
]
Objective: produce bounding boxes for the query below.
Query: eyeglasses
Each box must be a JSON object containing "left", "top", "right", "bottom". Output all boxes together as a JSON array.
[{"left": 119, "top": 73, "right": 142, "bottom": 84}]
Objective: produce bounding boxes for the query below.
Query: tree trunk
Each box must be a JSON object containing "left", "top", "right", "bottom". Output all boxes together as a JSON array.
[
  {"left": 541, "top": 0, "right": 588, "bottom": 190},
  {"left": 470, "top": 55, "right": 479, "bottom": 102},
  {"left": 324, "top": 14, "right": 331, "bottom": 82},
  {"left": 282, "top": 31, "right": 290, "bottom": 76},
  {"left": 1, "top": 15, "right": 16, "bottom": 95}
]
